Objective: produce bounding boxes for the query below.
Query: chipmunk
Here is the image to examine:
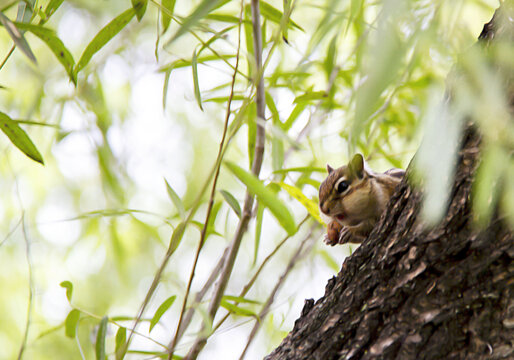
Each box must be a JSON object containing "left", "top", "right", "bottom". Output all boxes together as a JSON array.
[{"left": 319, "top": 154, "right": 405, "bottom": 245}]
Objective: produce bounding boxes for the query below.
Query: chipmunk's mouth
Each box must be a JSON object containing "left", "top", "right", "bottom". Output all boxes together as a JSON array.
[{"left": 336, "top": 214, "right": 345, "bottom": 221}]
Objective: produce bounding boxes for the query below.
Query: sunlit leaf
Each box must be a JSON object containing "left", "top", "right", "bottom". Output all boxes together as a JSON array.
[
  {"left": 164, "top": 179, "right": 186, "bottom": 219},
  {"left": 259, "top": 1, "right": 302, "bottom": 30},
  {"left": 149, "top": 295, "right": 176, "bottom": 332},
  {"left": 191, "top": 49, "right": 203, "bottom": 110},
  {"left": 41, "top": 0, "right": 65, "bottom": 24},
  {"left": 223, "top": 295, "right": 261, "bottom": 304},
  {"left": 74, "top": 8, "right": 136, "bottom": 77},
  {"left": 277, "top": 181, "right": 323, "bottom": 224},
  {"left": 132, "top": 0, "right": 148, "bottom": 21},
  {"left": 220, "top": 299, "right": 258, "bottom": 318},
  {"left": 254, "top": 201, "right": 264, "bottom": 265},
  {"left": 115, "top": 327, "right": 126, "bottom": 360},
  {"left": 224, "top": 161, "right": 296, "bottom": 235},
  {"left": 169, "top": 221, "right": 186, "bottom": 255},
  {"left": 0, "top": 112, "right": 44, "bottom": 164},
  {"left": 64, "top": 309, "right": 80, "bottom": 338},
  {"left": 161, "top": 0, "right": 176, "bottom": 33},
  {"left": 219, "top": 190, "right": 241, "bottom": 218},
  {"left": 15, "top": 23, "right": 76, "bottom": 83},
  {"left": 167, "top": 0, "right": 227, "bottom": 44},
  {"left": 95, "top": 316, "right": 108, "bottom": 360},
  {"left": 0, "top": 12, "right": 36, "bottom": 63},
  {"left": 60, "top": 280, "right": 73, "bottom": 302}
]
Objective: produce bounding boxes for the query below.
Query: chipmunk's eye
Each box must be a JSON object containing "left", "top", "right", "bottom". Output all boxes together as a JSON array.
[{"left": 336, "top": 179, "right": 349, "bottom": 193}]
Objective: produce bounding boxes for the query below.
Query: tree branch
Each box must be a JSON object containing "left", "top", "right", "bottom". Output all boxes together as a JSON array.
[{"left": 184, "top": 0, "right": 267, "bottom": 358}]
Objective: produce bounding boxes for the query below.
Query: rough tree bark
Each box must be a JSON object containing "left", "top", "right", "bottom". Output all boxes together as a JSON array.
[{"left": 266, "top": 3, "right": 513, "bottom": 360}]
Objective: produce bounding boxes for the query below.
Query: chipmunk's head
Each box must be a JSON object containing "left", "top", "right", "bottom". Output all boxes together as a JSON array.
[{"left": 319, "top": 153, "right": 373, "bottom": 225}]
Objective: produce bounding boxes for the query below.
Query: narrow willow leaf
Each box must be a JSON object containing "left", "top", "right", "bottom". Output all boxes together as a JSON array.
[
  {"left": 278, "top": 181, "right": 323, "bottom": 224},
  {"left": 220, "top": 299, "right": 258, "bottom": 318},
  {"left": 164, "top": 178, "right": 186, "bottom": 219},
  {"left": 259, "top": 1, "right": 302, "bottom": 30},
  {"left": 224, "top": 161, "right": 296, "bottom": 235},
  {"left": 15, "top": 23, "right": 76, "bottom": 83},
  {"left": 41, "top": 0, "right": 65, "bottom": 23},
  {"left": 115, "top": 327, "right": 126, "bottom": 360},
  {"left": 132, "top": 0, "right": 147, "bottom": 21},
  {"left": 283, "top": 102, "right": 307, "bottom": 131},
  {"left": 0, "top": 112, "right": 44, "bottom": 164},
  {"left": 60, "top": 280, "right": 73, "bottom": 302},
  {"left": 293, "top": 90, "right": 326, "bottom": 103},
  {"left": 254, "top": 201, "right": 263, "bottom": 265},
  {"left": 169, "top": 222, "right": 186, "bottom": 255},
  {"left": 161, "top": 0, "right": 176, "bottom": 33},
  {"left": 191, "top": 49, "right": 203, "bottom": 110},
  {"left": 219, "top": 190, "right": 241, "bottom": 218},
  {"left": 167, "top": 0, "right": 225, "bottom": 45},
  {"left": 0, "top": 12, "right": 36, "bottom": 63},
  {"left": 95, "top": 316, "right": 108, "bottom": 360},
  {"left": 64, "top": 309, "right": 80, "bottom": 338},
  {"left": 265, "top": 92, "right": 280, "bottom": 124},
  {"left": 223, "top": 295, "right": 261, "bottom": 304},
  {"left": 149, "top": 295, "right": 176, "bottom": 332},
  {"left": 317, "top": 249, "right": 339, "bottom": 272},
  {"left": 272, "top": 166, "right": 325, "bottom": 174},
  {"left": 74, "top": 8, "right": 136, "bottom": 77},
  {"left": 162, "top": 68, "right": 171, "bottom": 109}
]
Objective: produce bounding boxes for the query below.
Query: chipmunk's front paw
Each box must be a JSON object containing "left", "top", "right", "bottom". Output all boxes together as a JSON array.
[{"left": 325, "top": 221, "right": 343, "bottom": 246}]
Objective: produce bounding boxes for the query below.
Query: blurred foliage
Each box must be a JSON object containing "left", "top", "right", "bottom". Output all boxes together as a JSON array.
[{"left": 0, "top": 0, "right": 510, "bottom": 359}]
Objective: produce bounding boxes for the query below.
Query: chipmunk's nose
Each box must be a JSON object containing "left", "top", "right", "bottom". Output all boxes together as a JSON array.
[{"left": 320, "top": 201, "right": 328, "bottom": 214}]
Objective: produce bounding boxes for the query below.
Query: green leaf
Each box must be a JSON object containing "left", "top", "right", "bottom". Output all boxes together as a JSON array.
[
  {"left": 64, "top": 309, "right": 80, "bottom": 338},
  {"left": 220, "top": 299, "right": 258, "bottom": 318},
  {"left": 224, "top": 161, "right": 296, "bottom": 235},
  {"left": 161, "top": 0, "right": 176, "bottom": 34},
  {"left": 60, "top": 280, "right": 73, "bottom": 302},
  {"left": 0, "top": 112, "right": 44, "bottom": 164},
  {"left": 74, "top": 8, "right": 136, "bottom": 77},
  {"left": 272, "top": 166, "right": 326, "bottom": 174},
  {"left": 254, "top": 201, "right": 263, "bottom": 266},
  {"left": 167, "top": 0, "right": 226, "bottom": 44},
  {"left": 169, "top": 222, "right": 186, "bottom": 255},
  {"left": 15, "top": 23, "right": 76, "bottom": 83},
  {"left": 115, "top": 327, "right": 126, "bottom": 360},
  {"left": 191, "top": 49, "right": 203, "bottom": 110},
  {"left": 219, "top": 190, "right": 241, "bottom": 218},
  {"left": 277, "top": 181, "right": 323, "bottom": 224},
  {"left": 222, "top": 295, "right": 261, "bottom": 304},
  {"left": 149, "top": 295, "right": 176, "bottom": 332},
  {"left": 0, "top": 12, "right": 36, "bottom": 63},
  {"left": 259, "top": 1, "right": 302, "bottom": 30},
  {"left": 95, "top": 316, "right": 108, "bottom": 360},
  {"left": 161, "top": 0, "right": 176, "bottom": 33},
  {"left": 132, "top": 0, "right": 148, "bottom": 21},
  {"left": 41, "top": 0, "right": 65, "bottom": 23},
  {"left": 164, "top": 179, "right": 186, "bottom": 219}
]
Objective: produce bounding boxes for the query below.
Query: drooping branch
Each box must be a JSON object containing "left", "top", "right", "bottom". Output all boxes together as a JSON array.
[{"left": 184, "top": 0, "right": 267, "bottom": 358}]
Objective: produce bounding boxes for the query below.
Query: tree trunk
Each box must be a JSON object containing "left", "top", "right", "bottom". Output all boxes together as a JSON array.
[{"left": 266, "top": 3, "right": 514, "bottom": 360}]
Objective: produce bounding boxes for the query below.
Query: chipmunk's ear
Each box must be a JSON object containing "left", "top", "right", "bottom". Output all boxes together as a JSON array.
[
  {"left": 326, "top": 164, "right": 334, "bottom": 174},
  {"left": 349, "top": 153, "right": 364, "bottom": 179}
]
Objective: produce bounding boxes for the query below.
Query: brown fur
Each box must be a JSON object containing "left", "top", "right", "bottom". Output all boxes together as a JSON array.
[{"left": 319, "top": 155, "right": 405, "bottom": 245}]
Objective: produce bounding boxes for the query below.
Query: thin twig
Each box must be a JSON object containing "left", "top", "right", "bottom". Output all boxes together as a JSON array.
[
  {"left": 212, "top": 215, "right": 310, "bottom": 332},
  {"left": 239, "top": 227, "right": 315, "bottom": 360},
  {"left": 167, "top": 2, "right": 245, "bottom": 357},
  {"left": 17, "top": 213, "right": 34, "bottom": 360},
  {"left": 169, "top": 247, "right": 228, "bottom": 346},
  {"left": 184, "top": 1, "right": 267, "bottom": 358}
]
